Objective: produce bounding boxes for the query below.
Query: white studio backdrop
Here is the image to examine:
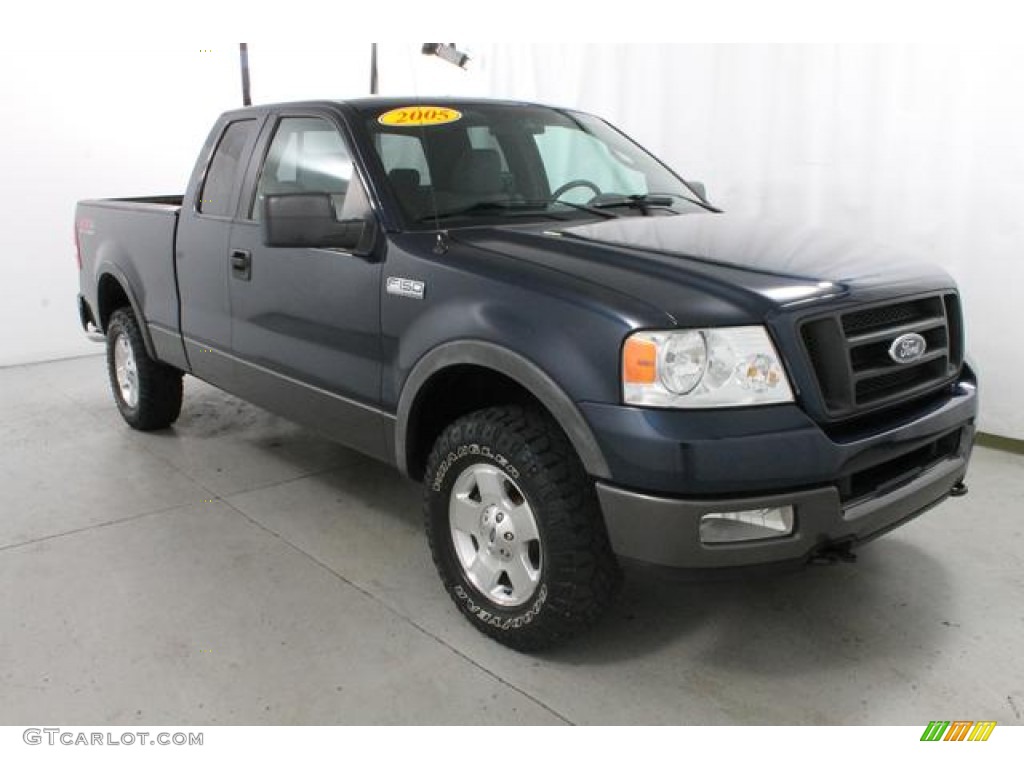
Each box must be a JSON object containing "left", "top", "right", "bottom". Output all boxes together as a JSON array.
[
  {"left": 0, "top": 45, "right": 372, "bottom": 369},
  {"left": 0, "top": 44, "right": 1019, "bottom": 439}
]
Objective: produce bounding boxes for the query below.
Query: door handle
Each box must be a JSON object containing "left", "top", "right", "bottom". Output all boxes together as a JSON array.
[{"left": 230, "top": 249, "right": 251, "bottom": 281}]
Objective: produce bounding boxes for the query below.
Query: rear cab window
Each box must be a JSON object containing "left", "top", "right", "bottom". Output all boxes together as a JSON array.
[{"left": 198, "top": 120, "right": 257, "bottom": 216}]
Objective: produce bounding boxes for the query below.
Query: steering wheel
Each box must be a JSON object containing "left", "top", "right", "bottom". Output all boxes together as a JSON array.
[{"left": 550, "top": 179, "right": 602, "bottom": 201}]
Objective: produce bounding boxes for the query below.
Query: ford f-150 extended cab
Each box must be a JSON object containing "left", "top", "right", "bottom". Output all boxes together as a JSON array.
[{"left": 76, "top": 98, "right": 977, "bottom": 650}]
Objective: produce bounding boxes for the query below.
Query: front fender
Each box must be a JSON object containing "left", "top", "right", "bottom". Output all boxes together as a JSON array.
[{"left": 395, "top": 340, "right": 611, "bottom": 479}]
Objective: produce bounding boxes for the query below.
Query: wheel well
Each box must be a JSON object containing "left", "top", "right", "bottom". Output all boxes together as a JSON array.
[
  {"left": 405, "top": 365, "right": 550, "bottom": 481},
  {"left": 97, "top": 274, "right": 131, "bottom": 332}
]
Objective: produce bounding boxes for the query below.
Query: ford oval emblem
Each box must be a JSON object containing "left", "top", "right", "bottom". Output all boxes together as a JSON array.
[{"left": 888, "top": 332, "right": 927, "bottom": 364}]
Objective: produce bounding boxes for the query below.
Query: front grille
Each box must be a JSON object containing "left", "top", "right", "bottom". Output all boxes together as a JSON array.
[
  {"left": 839, "top": 429, "right": 962, "bottom": 504},
  {"left": 842, "top": 300, "right": 934, "bottom": 334},
  {"left": 801, "top": 293, "right": 963, "bottom": 418}
]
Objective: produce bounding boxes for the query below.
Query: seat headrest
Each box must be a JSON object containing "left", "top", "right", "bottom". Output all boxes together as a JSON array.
[
  {"left": 388, "top": 168, "right": 422, "bottom": 189},
  {"left": 451, "top": 149, "right": 503, "bottom": 195}
]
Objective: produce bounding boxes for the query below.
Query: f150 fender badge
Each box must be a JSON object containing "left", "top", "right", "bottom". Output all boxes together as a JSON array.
[
  {"left": 889, "top": 332, "right": 927, "bottom": 364},
  {"left": 387, "top": 277, "right": 425, "bottom": 300}
]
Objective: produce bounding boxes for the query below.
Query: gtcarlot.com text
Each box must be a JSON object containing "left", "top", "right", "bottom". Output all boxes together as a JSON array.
[{"left": 23, "top": 728, "right": 203, "bottom": 746}]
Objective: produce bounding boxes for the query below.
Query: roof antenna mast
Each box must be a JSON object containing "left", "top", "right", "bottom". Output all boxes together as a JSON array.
[
  {"left": 370, "top": 43, "right": 379, "bottom": 95},
  {"left": 239, "top": 43, "right": 252, "bottom": 106}
]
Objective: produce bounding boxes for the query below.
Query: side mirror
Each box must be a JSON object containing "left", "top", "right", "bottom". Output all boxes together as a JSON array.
[
  {"left": 686, "top": 180, "right": 708, "bottom": 202},
  {"left": 261, "top": 193, "right": 376, "bottom": 255}
]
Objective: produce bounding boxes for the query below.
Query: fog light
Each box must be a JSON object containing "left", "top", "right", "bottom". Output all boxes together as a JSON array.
[{"left": 700, "top": 506, "right": 794, "bottom": 544}]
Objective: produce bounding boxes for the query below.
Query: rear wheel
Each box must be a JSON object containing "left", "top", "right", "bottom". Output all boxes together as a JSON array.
[
  {"left": 424, "top": 405, "right": 621, "bottom": 651},
  {"left": 106, "top": 307, "right": 183, "bottom": 430}
]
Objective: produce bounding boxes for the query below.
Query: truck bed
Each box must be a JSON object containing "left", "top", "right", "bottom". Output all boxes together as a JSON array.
[
  {"left": 81, "top": 195, "right": 184, "bottom": 211},
  {"left": 76, "top": 196, "right": 184, "bottom": 367}
]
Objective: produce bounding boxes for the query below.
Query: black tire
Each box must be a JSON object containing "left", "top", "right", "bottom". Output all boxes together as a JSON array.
[
  {"left": 105, "top": 307, "right": 183, "bottom": 431},
  {"left": 424, "top": 405, "right": 621, "bottom": 651}
]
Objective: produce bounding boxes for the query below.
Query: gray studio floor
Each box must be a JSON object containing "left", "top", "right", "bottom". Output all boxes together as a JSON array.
[{"left": 1, "top": 355, "right": 1022, "bottom": 725}]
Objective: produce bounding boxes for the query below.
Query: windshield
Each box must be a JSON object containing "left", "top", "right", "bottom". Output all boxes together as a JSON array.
[{"left": 363, "top": 103, "right": 706, "bottom": 229}]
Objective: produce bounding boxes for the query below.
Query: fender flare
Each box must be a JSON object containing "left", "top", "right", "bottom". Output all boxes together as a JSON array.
[
  {"left": 395, "top": 340, "right": 611, "bottom": 479},
  {"left": 96, "top": 264, "right": 157, "bottom": 359}
]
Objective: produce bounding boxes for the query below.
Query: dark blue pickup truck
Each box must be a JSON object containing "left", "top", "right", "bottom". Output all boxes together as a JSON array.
[{"left": 75, "top": 98, "right": 977, "bottom": 650}]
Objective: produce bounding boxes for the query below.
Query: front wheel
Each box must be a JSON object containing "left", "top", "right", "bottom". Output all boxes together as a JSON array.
[
  {"left": 423, "top": 405, "right": 621, "bottom": 651},
  {"left": 106, "top": 307, "right": 183, "bottom": 430}
]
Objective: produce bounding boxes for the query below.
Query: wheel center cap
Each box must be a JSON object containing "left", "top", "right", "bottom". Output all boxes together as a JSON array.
[{"left": 480, "top": 505, "right": 515, "bottom": 557}]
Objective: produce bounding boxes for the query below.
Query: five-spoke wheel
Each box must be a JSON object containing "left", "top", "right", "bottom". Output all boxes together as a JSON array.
[
  {"left": 424, "top": 405, "right": 622, "bottom": 651},
  {"left": 449, "top": 463, "right": 542, "bottom": 607}
]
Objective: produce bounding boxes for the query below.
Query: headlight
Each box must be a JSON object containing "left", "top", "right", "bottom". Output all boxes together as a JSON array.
[{"left": 622, "top": 326, "right": 794, "bottom": 407}]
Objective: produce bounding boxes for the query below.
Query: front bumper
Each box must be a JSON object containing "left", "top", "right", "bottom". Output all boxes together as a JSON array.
[
  {"left": 589, "top": 369, "right": 977, "bottom": 569},
  {"left": 597, "top": 444, "right": 969, "bottom": 568}
]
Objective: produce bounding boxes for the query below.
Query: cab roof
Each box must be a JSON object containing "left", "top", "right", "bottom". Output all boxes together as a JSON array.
[{"left": 221, "top": 96, "right": 575, "bottom": 119}]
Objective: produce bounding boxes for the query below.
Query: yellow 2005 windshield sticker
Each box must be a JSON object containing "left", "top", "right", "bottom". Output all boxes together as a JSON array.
[{"left": 378, "top": 106, "right": 462, "bottom": 127}]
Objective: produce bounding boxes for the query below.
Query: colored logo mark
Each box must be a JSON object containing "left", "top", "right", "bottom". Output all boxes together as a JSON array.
[{"left": 920, "top": 720, "right": 996, "bottom": 742}]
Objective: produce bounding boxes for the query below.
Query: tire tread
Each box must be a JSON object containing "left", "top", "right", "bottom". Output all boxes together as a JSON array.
[
  {"left": 424, "top": 405, "right": 621, "bottom": 651},
  {"left": 106, "top": 308, "right": 183, "bottom": 431}
]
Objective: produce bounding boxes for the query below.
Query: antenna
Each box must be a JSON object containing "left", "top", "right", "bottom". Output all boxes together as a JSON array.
[
  {"left": 239, "top": 43, "right": 252, "bottom": 106},
  {"left": 370, "top": 43, "right": 379, "bottom": 94}
]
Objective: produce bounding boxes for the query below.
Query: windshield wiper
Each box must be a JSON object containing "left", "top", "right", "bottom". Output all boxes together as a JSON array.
[
  {"left": 591, "top": 193, "right": 681, "bottom": 212},
  {"left": 416, "top": 201, "right": 526, "bottom": 223},
  {"left": 418, "top": 199, "right": 616, "bottom": 224},
  {"left": 542, "top": 199, "right": 618, "bottom": 219}
]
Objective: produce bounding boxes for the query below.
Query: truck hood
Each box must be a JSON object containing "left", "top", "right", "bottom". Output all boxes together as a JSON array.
[{"left": 451, "top": 212, "right": 955, "bottom": 324}]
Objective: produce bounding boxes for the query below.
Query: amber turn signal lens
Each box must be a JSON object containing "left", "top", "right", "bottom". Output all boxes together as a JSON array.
[{"left": 623, "top": 337, "right": 657, "bottom": 384}]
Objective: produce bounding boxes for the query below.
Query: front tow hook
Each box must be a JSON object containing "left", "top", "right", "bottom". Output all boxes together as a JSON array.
[{"left": 809, "top": 542, "right": 858, "bottom": 566}]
